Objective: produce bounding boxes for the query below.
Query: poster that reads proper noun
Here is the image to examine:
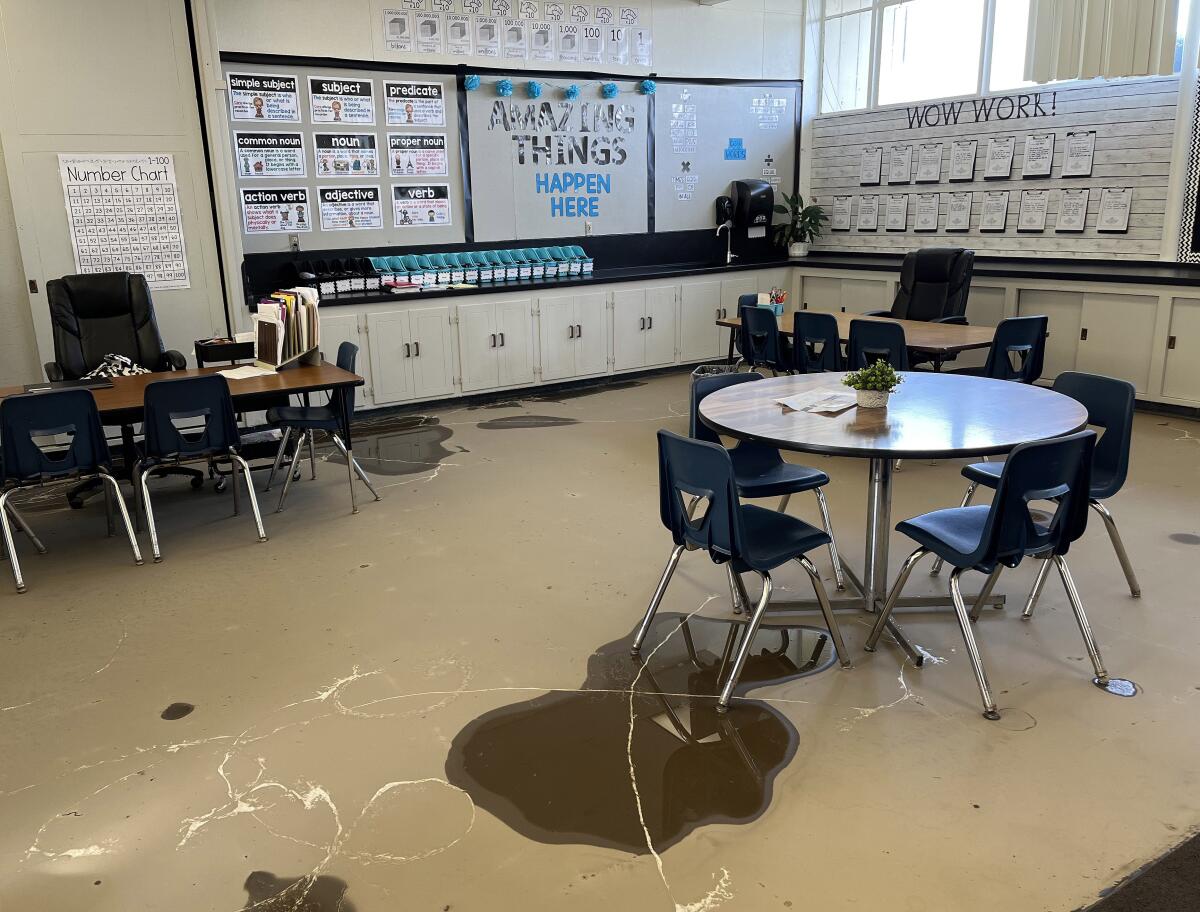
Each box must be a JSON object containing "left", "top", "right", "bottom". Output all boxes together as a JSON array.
[
  {"left": 241, "top": 187, "right": 311, "bottom": 234},
  {"left": 318, "top": 186, "right": 384, "bottom": 231},
  {"left": 388, "top": 134, "right": 449, "bottom": 177},
  {"left": 392, "top": 183, "right": 452, "bottom": 227},
  {"left": 308, "top": 76, "right": 376, "bottom": 125},
  {"left": 385, "top": 81, "right": 446, "bottom": 126},
  {"left": 234, "top": 132, "right": 306, "bottom": 178},
  {"left": 227, "top": 73, "right": 300, "bottom": 122},
  {"left": 314, "top": 133, "right": 379, "bottom": 178}
]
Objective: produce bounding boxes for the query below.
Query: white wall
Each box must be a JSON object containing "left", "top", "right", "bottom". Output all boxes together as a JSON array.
[{"left": 0, "top": 137, "right": 40, "bottom": 386}]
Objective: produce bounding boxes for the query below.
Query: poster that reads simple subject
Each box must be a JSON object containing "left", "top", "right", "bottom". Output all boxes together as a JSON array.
[
  {"left": 382, "top": 9, "right": 414, "bottom": 51},
  {"left": 529, "top": 21, "right": 556, "bottom": 60},
  {"left": 388, "top": 133, "right": 449, "bottom": 177},
  {"left": 240, "top": 187, "right": 311, "bottom": 234},
  {"left": 227, "top": 73, "right": 300, "bottom": 122},
  {"left": 392, "top": 183, "right": 452, "bottom": 226},
  {"left": 385, "top": 81, "right": 446, "bottom": 126},
  {"left": 318, "top": 186, "right": 384, "bottom": 231},
  {"left": 60, "top": 153, "right": 190, "bottom": 290},
  {"left": 309, "top": 77, "right": 376, "bottom": 125},
  {"left": 831, "top": 195, "right": 852, "bottom": 230},
  {"left": 234, "top": 132, "right": 306, "bottom": 178},
  {"left": 314, "top": 133, "right": 379, "bottom": 178},
  {"left": 447, "top": 14, "right": 473, "bottom": 54}
]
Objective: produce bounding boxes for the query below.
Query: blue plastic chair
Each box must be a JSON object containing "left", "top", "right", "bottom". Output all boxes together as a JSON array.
[
  {"left": 864, "top": 430, "right": 1108, "bottom": 719},
  {"left": 0, "top": 389, "right": 142, "bottom": 591},
  {"left": 847, "top": 319, "right": 910, "bottom": 370},
  {"left": 736, "top": 301, "right": 787, "bottom": 374},
  {"left": 265, "top": 341, "right": 380, "bottom": 516},
  {"left": 137, "top": 374, "right": 266, "bottom": 562},
  {"left": 792, "top": 311, "right": 842, "bottom": 373},
  {"left": 632, "top": 430, "right": 851, "bottom": 711},
  {"left": 691, "top": 372, "right": 845, "bottom": 590},
  {"left": 954, "top": 315, "right": 1047, "bottom": 382}
]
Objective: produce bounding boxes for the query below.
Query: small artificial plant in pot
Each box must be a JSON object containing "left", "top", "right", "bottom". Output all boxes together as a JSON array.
[
  {"left": 774, "top": 192, "right": 827, "bottom": 258},
  {"left": 842, "top": 360, "right": 903, "bottom": 409}
]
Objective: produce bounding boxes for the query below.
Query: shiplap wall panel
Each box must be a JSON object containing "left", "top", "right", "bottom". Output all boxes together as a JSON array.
[{"left": 808, "top": 76, "right": 1179, "bottom": 260}]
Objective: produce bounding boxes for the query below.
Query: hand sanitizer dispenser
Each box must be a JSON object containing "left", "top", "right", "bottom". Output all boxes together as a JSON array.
[{"left": 731, "top": 179, "right": 774, "bottom": 239}]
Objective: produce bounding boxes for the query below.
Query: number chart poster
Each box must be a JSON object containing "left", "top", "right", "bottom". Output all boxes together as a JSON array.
[
  {"left": 466, "top": 85, "right": 649, "bottom": 240},
  {"left": 59, "top": 153, "right": 189, "bottom": 290}
]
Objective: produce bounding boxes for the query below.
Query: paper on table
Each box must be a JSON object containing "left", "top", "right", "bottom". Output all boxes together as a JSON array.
[
  {"left": 778, "top": 389, "right": 857, "bottom": 415},
  {"left": 219, "top": 364, "right": 275, "bottom": 380}
]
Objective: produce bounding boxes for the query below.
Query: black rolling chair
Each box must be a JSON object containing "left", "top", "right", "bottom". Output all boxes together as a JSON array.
[
  {"left": 135, "top": 375, "right": 266, "bottom": 562},
  {"left": 0, "top": 389, "right": 142, "bottom": 592},
  {"left": 792, "top": 311, "right": 843, "bottom": 373},
  {"left": 735, "top": 301, "right": 788, "bottom": 374},
  {"left": 847, "top": 319, "right": 910, "bottom": 371},
  {"left": 952, "top": 315, "right": 1047, "bottom": 383},
  {"left": 866, "top": 248, "right": 975, "bottom": 369},
  {"left": 264, "top": 341, "right": 380, "bottom": 515},
  {"left": 44, "top": 272, "right": 202, "bottom": 504}
]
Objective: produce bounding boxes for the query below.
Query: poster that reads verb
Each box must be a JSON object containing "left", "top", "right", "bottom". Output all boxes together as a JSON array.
[
  {"left": 241, "top": 187, "right": 311, "bottom": 234},
  {"left": 388, "top": 134, "right": 449, "bottom": 177},
  {"left": 227, "top": 73, "right": 300, "bottom": 122},
  {"left": 385, "top": 81, "right": 446, "bottom": 126},
  {"left": 234, "top": 132, "right": 306, "bottom": 178},
  {"left": 308, "top": 77, "right": 376, "bottom": 125},
  {"left": 392, "top": 183, "right": 452, "bottom": 227},
  {"left": 314, "top": 133, "right": 380, "bottom": 178},
  {"left": 318, "top": 186, "right": 384, "bottom": 231}
]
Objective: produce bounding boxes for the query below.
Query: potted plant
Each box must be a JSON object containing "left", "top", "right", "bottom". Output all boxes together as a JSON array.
[
  {"left": 842, "top": 360, "right": 903, "bottom": 409},
  {"left": 773, "top": 192, "right": 827, "bottom": 258}
]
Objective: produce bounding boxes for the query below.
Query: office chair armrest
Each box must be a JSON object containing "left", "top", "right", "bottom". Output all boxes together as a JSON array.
[
  {"left": 43, "top": 361, "right": 63, "bottom": 382},
  {"left": 933, "top": 315, "right": 969, "bottom": 325},
  {"left": 862, "top": 309, "right": 891, "bottom": 317},
  {"left": 163, "top": 349, "right": 188, "bottom": 370}
]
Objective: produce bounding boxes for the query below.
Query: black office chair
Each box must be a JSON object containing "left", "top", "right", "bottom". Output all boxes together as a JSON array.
[
  {"left": 866, "top": 248, "right": 974, "bottom": 369},
  {"left": 44, "top": 272, "right": 202, "bottom": 504},
  {"left": 792, "top": 311, "right": 843, "bottom": 373},
  {"left": 847, "top": 319, "right": 910, "bottom": 370}
]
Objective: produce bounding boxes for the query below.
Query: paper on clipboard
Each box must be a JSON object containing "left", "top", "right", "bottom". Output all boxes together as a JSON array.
[{"left": 778, "top": 389, "right": 857, "bottom": 415}]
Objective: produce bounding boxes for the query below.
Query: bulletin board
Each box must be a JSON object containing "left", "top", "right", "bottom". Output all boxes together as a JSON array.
[{"left": 653, "top": 81, "right": 801, "bottom": 233}]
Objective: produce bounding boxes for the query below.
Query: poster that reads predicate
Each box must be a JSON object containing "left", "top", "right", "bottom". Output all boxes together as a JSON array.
[
  {"left": 234, "top": 132, "right": 306, "bottom": 178},
  {"left": 314, "top": 133, "right": 380, "bottom": 178},
  {"left": 385, "top": 81, "right": 447, "bottom": 126},
  {"left": 318, "top": 186, "right": 384, "bottom": 231},
  {"left": 388, "top": 133, "right": 449, "bottom": 177},
  {"left": 241, "top": 187, "right": 311, "bottom": 234},
  {"left": 309, "top": 77, "right": 376, "bottom": 125},
  {"left": 227, "top": 73, "right": 300, "bottom": 122},
  {"left": 392, "top": 183, "right": 452, "bottom": 227}
]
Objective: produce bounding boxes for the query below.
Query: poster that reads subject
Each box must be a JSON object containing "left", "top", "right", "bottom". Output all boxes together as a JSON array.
[
  {"left": 308, "top": 77, "right": 376, "bottom": 125},
  {"left": 234, "top": 132, "right": 306, "bottom": 178},
  {"left": 241, "top": 187, "right": 311, "bottom": 234},
  {"left": 227, "top": 73, "right": 300, "bottom": 122},
  {"left": 314, "top": 133, "right": 380, "bottom": 178},
  {"left": 388, "top": 133, "right": 449, "bottom": 177},
  {"left": 385, "top": 81, "right": 446, "bottom": 126},
  {"left": 392, "top": 183, "right": 452, "bottom": 227},
  {"left": 318, "top": 186, "right": 384, "bottom": 231}
]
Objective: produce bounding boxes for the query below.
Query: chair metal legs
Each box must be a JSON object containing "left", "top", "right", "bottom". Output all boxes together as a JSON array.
[
  {"left": 1053, "top": 555, "right": 1108, "bottom": 684},
  {"left": 1021, "top": 557, "right": 1053, "bottom": 619},
  {"left": 0, "top": 490, "right": 27, "bottom": 592},
  {"left": 718, "top": 572, "right": 773, "bottom": 712},
  {"left": 275, "top": 439, "right": 305, "bottom": 513},
  {"left": 229, "top": 449, "right": 268, "bottom": 544},
  {"left": 796, "top": 555, "right": 851, "bottom": 668},
  {"left": 814, "top": 487, "right": 846, "bottom": 590},
  {"left": 263, "top": 427, "right": 292, "bottom": 493},
  {"left": 630, "top": 544, "right": 686, "bottom": 656},
  {"left": 306, "top": 430, "right": 318, "bottom": 480},
  {"left": 140, "top": 467, "right": 163, "bottom": 562},
  {"left": 949, "top": 568, "right": 1001, "bottom": 720},
  {"left": 931, "top": 483, "right": 977, "bottom": 576},
  {"left": 725, "top": 563, "right": 744, "bottom": 615},
  {"left": 331, "top": 434, "right": 381, "bottom": 503},
  {"left": 1091, "top": 500, "right": 1141, "bottom": 598},
  {"left": 5, "top": 502, "right": 46, "bottom": 554},
  {"left": 967, "top": 566, "right": 1003, "bottom": 623}
]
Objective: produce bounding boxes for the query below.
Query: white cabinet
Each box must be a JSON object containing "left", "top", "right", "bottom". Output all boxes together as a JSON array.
[
  {"left": 366, "top": 305, "right": 455, "bottom": 405},
  {"left": 678, "top": 281, "right": 723, "bottom": 362},
  {"left": 613, "top": 287, "right": 678, "bottom": 371},
  {"left": 1075, "top": 293, "right": 1158, "bottom": 393},
  {"left": 457, "top": 299, "right": 535, "bottom": 392},
  {"left": 537, "top": 292, "right": 609, "bottom": 382},
  {"left": 1018, "top": 290, "right": 1081, "bottom": 381},
  {"left": 797, "top": 275, "right": 890, "bottom": 314},
  {"left": 1163, "top": 297, "right": 1200, "bottom": 401},
  {"left": 320, "top": 313, "right": 371, "bottom": 406}
]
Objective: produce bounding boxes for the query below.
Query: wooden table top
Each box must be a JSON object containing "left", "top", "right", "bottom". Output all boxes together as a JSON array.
[
  {"left": 698, "top": 372, "right": 1089, "bottom": 459},
  {"left": 0, "top": 361, "right": 363, "bottom": 418},
  {"left": 716, "top": 309, "right": 996, "bottom": 354}
]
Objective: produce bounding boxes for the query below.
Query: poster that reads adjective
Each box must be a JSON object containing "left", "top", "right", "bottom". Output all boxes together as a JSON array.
[
  {"left": 382, "top": 9, "right": 414, "bottom": 51},
  {"left": 475, "top": 16, "right": 501, "bottom": 56},
  {"left": 309, "top": 77, "right": 376, "bottom": 125},
  {"left": 234, "top": 132, "right": 306, "bottom": 178},
  {"left": 318, "top": 186, "right": 384, "bottom": 231},
  {"left": 385, "top": 81, "right": 447, "bottom": 126},
  {"left": 388, "top": 133, "right": 449, "bottom": 177},
  {"left": 392, "top": 183, "right": 452, "bottom": 226},
  {"left": 314, "top": 133, "right": 379, "bottom": 178},
  {"left": 241, "top": 187, "right": 311, "bottom": 234},
  {"left": 446, "top": 14, "right": 473, "bottom": 54},
  {"left": 227, "top": 72, "right": 300, "bottom": 122},
  {"left": 558, "top": 22, "right": 582, "bottom": 62},
  {"left": 503, "top": 18, "right": 528, "bottom": 57},
  {"left": 414, "top": 12, "right": 444, "bottom": 53},
  {"left": 529, "top": 21, "right": 556, "bottom": 60}
]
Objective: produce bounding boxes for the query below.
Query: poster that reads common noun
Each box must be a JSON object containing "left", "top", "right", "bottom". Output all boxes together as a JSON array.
[
  {"left": 392, "top": 183, "right": 452, "bottom": 227},
  {"left": 241, "top": 187, "right": 312, "bottom": 234},
  {"left": 318, "top": 186, "right": 384, "bottom": 231},
  {"left": 234, "top": 132, "right": 306, "bottom": 178}
]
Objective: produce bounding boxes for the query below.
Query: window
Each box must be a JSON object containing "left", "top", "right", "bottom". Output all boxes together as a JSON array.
[
  {"left": 877, "top": 0, "right": 986, "bottom": 105},
  {"left": 988, "top": 0, "right": 1035, "bottom": 92},
  {"left": 821, "top": 7, "right": 873, "bottom": 112}
]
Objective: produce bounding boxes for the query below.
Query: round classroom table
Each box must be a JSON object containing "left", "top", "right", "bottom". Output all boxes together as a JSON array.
[{"left": 698, "top": 371, "right": 1089, "bottom": 614}]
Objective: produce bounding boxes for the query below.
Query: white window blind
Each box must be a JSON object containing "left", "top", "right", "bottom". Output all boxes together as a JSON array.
[{"left": 1024, "top": 0, "right": 1179, "bottom": 81}]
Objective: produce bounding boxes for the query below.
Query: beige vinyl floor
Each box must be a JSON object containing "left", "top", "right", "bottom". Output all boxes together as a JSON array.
[{"left": 1, "top": 369, "right": 1198, "bottom": 912}]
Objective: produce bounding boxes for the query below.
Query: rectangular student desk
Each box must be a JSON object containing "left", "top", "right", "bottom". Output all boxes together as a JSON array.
[{"left": 715, "top": 309, "right": 997, "bottom": 364}]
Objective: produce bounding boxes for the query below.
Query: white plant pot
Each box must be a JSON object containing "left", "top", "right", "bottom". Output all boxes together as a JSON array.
[
  {"left": 788, "top": 241, "right": 809, "bottom": 258},
  {"left": 856, "top": 389, "right": 890, "bottom": 409}
]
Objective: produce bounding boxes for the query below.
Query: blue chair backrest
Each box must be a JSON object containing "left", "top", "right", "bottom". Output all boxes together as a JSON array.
[
  {"left": 973, "top": 430, "right": 1096, "bottom": 568},
  {"left": 331, "top": 340, "right": 359, "bottom": 425},
  {"left": 739, "top": 302, "right": 783, "bottom": 369},
  {"left": 793, "top": 311, "right": 842, "bottom": 372},
  {"left": 984, "top": 315, "right": 1047, "bottom": 383},
  {"left": 658, "top": 429, "right": 744, "bottom": 562},
  {"left": 689, "top": 372, "right": 762, "bottom": 444},
  {"left": 848, "top": 319, "right": 910, "bottom": 370},
  {"left": 1052, "top": 371, "right": 1135, "bottom": 500},
  {"left": 0, "top": 389, "right": 111, "bottom": 482},
  {"left": 143, "top": 374, "right": 241, "bottom": 461}
]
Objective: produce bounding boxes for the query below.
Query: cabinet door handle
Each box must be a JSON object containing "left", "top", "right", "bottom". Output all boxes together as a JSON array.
[
  {"left": 1080, "top": 327, "right": 1088, "bottom": 341},
  {"left": 576, "top": 323, "right": 582, "bottom": 337},
  {"left": 499, "top": 332, "right": 505, "bottom": 347},
  {"left": 490, "top": 333, "right": 497, "bottom": 348},
  {"left": 414, "top": 341, "right": 420, "bottom": 357},
  {"left": 568, "top": 324, "right": 575, "bottom": 339},
  {"left": 639, "top": 316, "right": 645, "bottom": 330},
  {"left": 1168, "top": 335, "right": 1177, "bottom": 350},
  {"left": 716, "top": 307, "right": 721, "bottom": 320},
  {"left": 404, "top": 342, "right": 411, "bottom": 357},
  {"left": 647, "top": 316, "right": 653, "bottom": 330}
]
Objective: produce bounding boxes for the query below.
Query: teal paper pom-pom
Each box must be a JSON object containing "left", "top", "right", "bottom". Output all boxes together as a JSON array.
[
  {"left": 639, "top": 79, "right": 656, "bottom": 95},
  {"left": 526, "top": 80, "right": 542, "bottom": 99},
  {"left": 496, "top": 79, "right": 514, "bottom": 97},
  {"left": 564, "top": 84, "right": 580, "bottom": 100},
  {"left": 464, "top": 74, "right": 481, "bottom": 91},
  {"left": 600, "top": 82, "right": 619, "bottom": 99}
]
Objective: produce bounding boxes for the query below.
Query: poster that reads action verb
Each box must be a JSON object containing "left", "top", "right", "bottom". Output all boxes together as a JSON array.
[
  {"left": 392, "top": 183, "right": 452, "bottom": 227},
  {"left": 318, "top": 186, "right": 384, "bottom": 231},
  {"left": 227, "top": 73, "right": 300, "bottom": 122},
  {"left": 388, "top": 134, "right": 449, "bottom": 177},
  {"left": 385, "top": 81, "right": 446, "bottom": 126},
  {"left": 241, "top": 187, "right": 311, "bottom": 234},
  {"left": 308, "top": 76, "right": 376, "bottom": 125},
  {"left": 314, "top": 133, "right": 380, "bottom": 178},
  {"left": 234, "top": 132, "right": 306, "bottom": 178}
]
